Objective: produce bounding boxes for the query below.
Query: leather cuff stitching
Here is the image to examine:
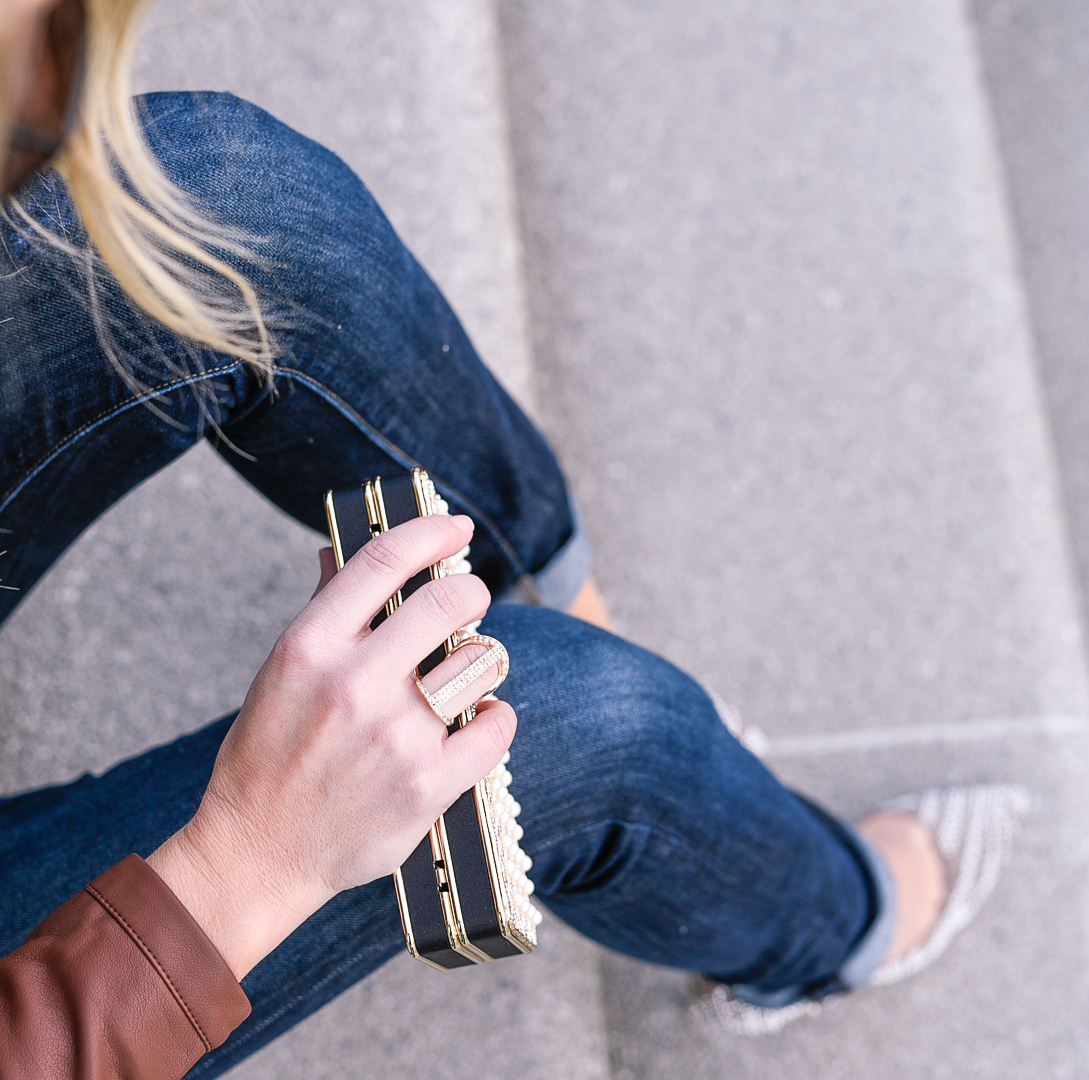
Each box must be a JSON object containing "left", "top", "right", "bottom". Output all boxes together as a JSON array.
[{"left": 84, "top": 883, "right": 213, "bottom": 1051}]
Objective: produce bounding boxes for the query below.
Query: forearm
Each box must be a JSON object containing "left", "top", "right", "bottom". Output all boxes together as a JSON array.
[{"left": 147, "top": 804, "right": 334, "bottom": 981}]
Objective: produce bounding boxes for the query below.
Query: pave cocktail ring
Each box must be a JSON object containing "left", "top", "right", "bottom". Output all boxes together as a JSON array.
[{"left": 415, "top": 634, "right": 510, "bottom": 723}]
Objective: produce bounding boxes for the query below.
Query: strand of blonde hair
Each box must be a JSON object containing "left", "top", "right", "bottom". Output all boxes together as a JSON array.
[{"left": 14, "top": 0, "right": 274, "bottom": 384}]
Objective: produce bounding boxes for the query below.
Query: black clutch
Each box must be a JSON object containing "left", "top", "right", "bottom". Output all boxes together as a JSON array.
[{"left": 324, "top": 468, "right": 539, "bottom": 969}]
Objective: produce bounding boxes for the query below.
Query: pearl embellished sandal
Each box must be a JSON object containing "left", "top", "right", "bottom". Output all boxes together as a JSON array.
[{"left": 696, "top": 784, "right": 1030, "bottom": 1037}]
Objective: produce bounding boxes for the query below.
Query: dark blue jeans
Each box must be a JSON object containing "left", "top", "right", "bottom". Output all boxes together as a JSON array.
[{"left": 0, "top": 93, "right": 892, "bottom": 1074}]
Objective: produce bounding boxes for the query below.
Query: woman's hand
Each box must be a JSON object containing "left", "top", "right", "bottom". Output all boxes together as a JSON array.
[{"left": 147, "top": 514, "right": 517, "bottom": 979}]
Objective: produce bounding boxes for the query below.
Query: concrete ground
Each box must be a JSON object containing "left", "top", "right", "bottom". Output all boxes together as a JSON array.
[{"left": 1, "top": 0, "right": 1088, "bottom": 1076}]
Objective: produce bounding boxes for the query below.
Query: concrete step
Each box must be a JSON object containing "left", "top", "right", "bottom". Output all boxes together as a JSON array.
[
  {"left": 496, "top": 0, "right": 1089, "bottom": 1075},
  {"left": 970, "top": 0, "right": 1089, "bottom": 649}
]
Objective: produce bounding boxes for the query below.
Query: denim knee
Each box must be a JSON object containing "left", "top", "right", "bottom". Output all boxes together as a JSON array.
[
  {"left": 480, "top": 605, "right": 880, "bottom": 988},
  {"left": 480, "top": 604, "right": 750, "bottom": 892},
  {"left": 137, "top": 91, "right": 419, "bottom": 346},
  {"left": 132, "top": 93, "right": 579, "bottom": 596}
]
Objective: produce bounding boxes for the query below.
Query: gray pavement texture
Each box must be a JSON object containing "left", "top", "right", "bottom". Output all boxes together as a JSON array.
[
  {"left": 1, "top": 0, "right": 1088, "bottom": 1076},
  {"left": 498, "top": 1, "right": 1089, "bottom": 1077},
  {"left": 972, "top": 0, "right": 1089, "bottom": 650}
]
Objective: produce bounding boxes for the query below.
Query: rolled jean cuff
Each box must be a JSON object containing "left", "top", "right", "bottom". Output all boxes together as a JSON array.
[
  {"left": 495, "top": 497, "right": 593, "bottom": 612},
  {"left": 833, "top": 828, "right": 897, "bottom": 989},
  {"left": 730, "top": 826, "right": 897, "bottom": 1008}
]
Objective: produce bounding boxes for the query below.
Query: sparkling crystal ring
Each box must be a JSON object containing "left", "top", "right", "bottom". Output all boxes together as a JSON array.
[{"left": 415, "top": 634, "right": 510, "bottom": 723}]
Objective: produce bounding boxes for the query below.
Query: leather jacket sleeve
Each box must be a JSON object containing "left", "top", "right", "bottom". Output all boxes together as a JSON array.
[{"left": 0, "top": 855, "right": 251, "bottom": 1079}]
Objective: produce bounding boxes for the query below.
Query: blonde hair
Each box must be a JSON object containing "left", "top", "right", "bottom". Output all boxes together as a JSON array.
[{"left": 10, "top": 0, "right": 274, "bottom": 386}]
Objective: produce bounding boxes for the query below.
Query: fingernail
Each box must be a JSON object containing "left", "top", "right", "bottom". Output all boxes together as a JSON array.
[{"left": 451, "top": 515, "right": 475, "bottom": 534}]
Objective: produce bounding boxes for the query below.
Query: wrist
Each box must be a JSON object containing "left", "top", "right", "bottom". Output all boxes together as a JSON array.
[{"left": 147, "top": 808, "right": 334, "bottom": 980}]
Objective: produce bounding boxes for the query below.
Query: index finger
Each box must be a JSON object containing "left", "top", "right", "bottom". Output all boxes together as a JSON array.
[{"left": 304, "top": 513, "right": 475, "bottom": 638}]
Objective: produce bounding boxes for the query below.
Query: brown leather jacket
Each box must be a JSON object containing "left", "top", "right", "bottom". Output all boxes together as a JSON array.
[{"left": 0, "top": 855, "right": 251, "bottom": 1079}]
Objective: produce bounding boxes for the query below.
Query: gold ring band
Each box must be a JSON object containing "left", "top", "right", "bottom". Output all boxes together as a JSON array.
[{"left": 415, "top": 634, "right": 510, "bottom": 722}]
